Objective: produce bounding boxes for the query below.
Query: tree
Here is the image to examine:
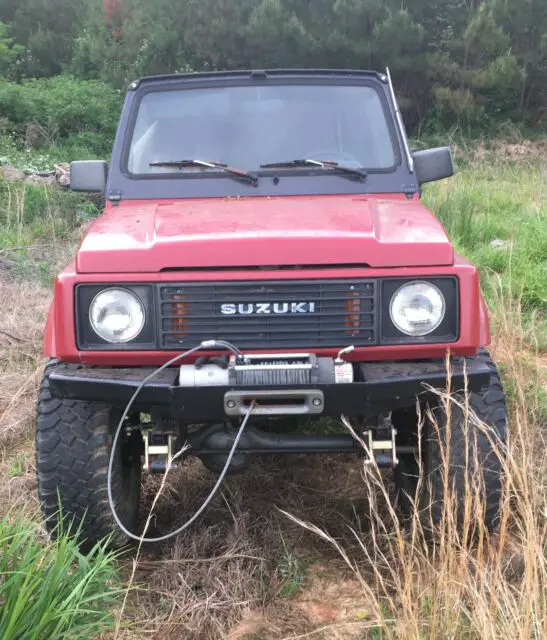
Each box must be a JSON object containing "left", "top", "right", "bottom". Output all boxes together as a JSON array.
[
  {"left": 1, "top": 0, "right": 546, "bottom": 129},
  {"left": 71, "top": 0, "right": 191, "bottom": 87},
  {"left": 491, "top": 0, "right": 547, "bottom": 115},
  {"left": 5, "top": 0, "right": 87, "bottom": 78},
  {"left": 245, "top": 0, "right": 316, "bottom": 68},
  {"left": 0, "top": 21, "right": 23, "bottom": 78}
]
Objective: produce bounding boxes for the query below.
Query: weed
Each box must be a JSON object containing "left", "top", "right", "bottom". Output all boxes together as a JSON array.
[
  {"left": 0, "top": 179, "right": 91, "bottom": 248},
  {"left": 276, "top": 544, "right": 308, "bottom": 597},
  {"left": 7, "top": 453, "right": 29, "bottom": 478}
]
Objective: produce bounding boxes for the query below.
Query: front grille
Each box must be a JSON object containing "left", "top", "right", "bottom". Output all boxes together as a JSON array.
[{"left": 158, "top": 279, "right": 378, "bottom": 349}]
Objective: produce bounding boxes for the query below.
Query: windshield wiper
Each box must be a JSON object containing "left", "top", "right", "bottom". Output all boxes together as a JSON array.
[
  {"left": 149, "top": 159, "right": 259, "bottom": 186},
  {"left": 260, "top": 158, "right": 367, "bottom": 181}
]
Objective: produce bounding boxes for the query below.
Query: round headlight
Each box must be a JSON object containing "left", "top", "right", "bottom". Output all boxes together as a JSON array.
[
  {"left": 389, "top": 281, "right": 446, "bottom": 337},
  {"left": 89, "top": 288, "right": 145, "bottom": 343}
]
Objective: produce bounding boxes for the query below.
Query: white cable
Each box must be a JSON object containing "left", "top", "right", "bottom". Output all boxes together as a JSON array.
[{"left": 107, "top": 340, "right": 252, "bottom": 543}]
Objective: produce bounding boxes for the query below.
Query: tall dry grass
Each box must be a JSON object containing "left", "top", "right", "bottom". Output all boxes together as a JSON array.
[
  {"left": 283, "top": 289, "right": 546, "bottom": 639},
  {"left": 0, "top": 277, "right": 49, "bottom": 450}
]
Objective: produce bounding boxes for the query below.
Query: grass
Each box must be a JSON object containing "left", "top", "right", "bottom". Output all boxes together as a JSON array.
[
  {"left": 0, "top": 178, "right": 98, "bottom": 284},
  {"left": 285, "top": 298, "right": 547, "bottom": 639},
  {"left": 423, "top": 152, "right": 547, "bottom": 350},
  {"left": 0, "top": 512, "right": 123, "bottom": 639},
  {"left": 7, "top": 452, "right": 29, "bottom": 478},
  {"left": 276, "top": 545, "right": 308, "bottom": 597},
  {"left": 0, "top": 179, "right": 98, "bottom": 248},
  {"left": 0, "top": 174, "right": 123, "bottom": 638},
  {"left": 0, "top": 142, "right": 545, "bottom": 638}
]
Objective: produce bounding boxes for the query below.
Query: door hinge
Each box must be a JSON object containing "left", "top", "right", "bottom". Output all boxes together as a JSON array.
[{"left": 107, "top": 190, "right": 122, "bottom": 204}]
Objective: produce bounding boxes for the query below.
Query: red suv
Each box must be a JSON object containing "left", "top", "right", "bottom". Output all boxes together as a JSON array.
[{"left": 36, "top": 69, "right": 506, "bottom": 546}]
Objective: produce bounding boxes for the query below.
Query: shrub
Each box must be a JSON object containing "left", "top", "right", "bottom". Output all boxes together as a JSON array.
[{"left": 0, "top": 75, "right": 122, "bottom": 155}]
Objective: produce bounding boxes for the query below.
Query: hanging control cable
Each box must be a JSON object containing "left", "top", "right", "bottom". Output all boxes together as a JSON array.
[{"left": 107, "top": 339, "right": 253, "bottom": 543}]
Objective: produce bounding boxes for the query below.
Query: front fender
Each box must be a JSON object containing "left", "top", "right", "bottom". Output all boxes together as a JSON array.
[
  {"left": 43, "top": 302, "right": 57, "bottom": 357},
  {"left": 478, "top": 292, "right": 491, "bottom": 347}
]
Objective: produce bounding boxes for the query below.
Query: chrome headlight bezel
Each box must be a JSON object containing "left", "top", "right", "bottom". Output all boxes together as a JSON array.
[
  {"left": 381, "top": 277, "right": 458, "bottom": 344},
  {"left": 76, "top": 284, "right": 155, "bottom": 350},
  {"left": 89, "top": 287, "right": 146, "bottom": 343},
  {"left": 389, "top": 280, "right": 446, "bottom": 337}
]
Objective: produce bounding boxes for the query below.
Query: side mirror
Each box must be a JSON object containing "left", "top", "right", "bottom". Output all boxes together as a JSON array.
[
  {"left": 70, "top": 160, "right": 108, "bottom": 193},
  {"left": 412, "top": 147, "right": 454, "bottom": 185}
]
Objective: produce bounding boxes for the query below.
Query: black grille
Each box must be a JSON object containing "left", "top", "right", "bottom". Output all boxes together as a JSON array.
[{"left": 158, "top": 280, "right": 378, "bottom": 349}]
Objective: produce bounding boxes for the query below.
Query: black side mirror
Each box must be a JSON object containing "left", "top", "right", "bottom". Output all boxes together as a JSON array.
[
  {"left": 412, "top": 147, "right": 454, "bottom": 185},
  {"left": 70, "top": 160, "right": 109, "bottom": 193}
]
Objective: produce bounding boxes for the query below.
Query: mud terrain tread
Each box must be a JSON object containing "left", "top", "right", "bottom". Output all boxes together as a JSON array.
[
  {"left": 36, "top": 361, "right": 138, "bottom": 547},
  {"left": 395, "top": 349, "right": 507, "bottom": 532},
  {"left": 426, "top": 350, "right": 506, "bottom": 527}
]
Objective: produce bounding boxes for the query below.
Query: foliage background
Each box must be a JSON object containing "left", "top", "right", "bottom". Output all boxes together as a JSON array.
[{"left": 0, "top": 0, "right": 546, "bottom": 150}]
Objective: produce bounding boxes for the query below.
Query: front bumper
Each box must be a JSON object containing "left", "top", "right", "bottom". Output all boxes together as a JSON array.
[{"left": 48, "top": 357, "right": 490, "bottom": 421}]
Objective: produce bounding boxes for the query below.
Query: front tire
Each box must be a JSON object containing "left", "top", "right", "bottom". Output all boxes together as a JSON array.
[
  {"left": 36, "top": 362, "right": 142, "bottom": 548},
  {"left": 394, "top": 350, "right": 507, "bottom": 534}
]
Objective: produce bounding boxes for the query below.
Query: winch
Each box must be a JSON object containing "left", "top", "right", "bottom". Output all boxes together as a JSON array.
[
  {"left": 178, "top": 352, "right": 354, "bottom": 387},
  {"left": 178, "top": 351, "right": 355, "bottom": 416}
]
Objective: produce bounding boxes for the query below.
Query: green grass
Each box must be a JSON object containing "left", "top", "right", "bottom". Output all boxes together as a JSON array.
[
  {"left": 0, "top": 512, "right": 123, "bottom": 640},
  {"left": 276, "top": 545, "right": 308, "bottom": 597},
  {"left": 0, "top": 177, "right": 99, "bottom": 283},
  {"left": 7, "top": 453, "right": 30, "bottom": 478},
  {"left": 423, "top": 158, "right": 547, "bottom": 349},
  {"left": 423, "top": 160, "right": 547, "bottom": 309},
  {"left": 0, "top": 179, "right": 97, "bottom": 248}
]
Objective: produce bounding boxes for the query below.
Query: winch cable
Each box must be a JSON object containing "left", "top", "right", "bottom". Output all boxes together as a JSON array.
[{"left": 107, "top": 339, "right": 255, "bottom": 543}]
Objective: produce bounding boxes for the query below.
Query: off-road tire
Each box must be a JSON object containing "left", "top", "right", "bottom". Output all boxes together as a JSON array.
[
  {"left": 394, "top": 349, "right": 507, "bottom": 533},
  {"left": 36, "top": 361, "right": 142, "bottom": 548}
]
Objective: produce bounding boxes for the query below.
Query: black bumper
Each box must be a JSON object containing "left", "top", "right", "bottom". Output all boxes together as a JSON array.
[{"left": 48, "top": 358, "right": 490, "bottom": 421}]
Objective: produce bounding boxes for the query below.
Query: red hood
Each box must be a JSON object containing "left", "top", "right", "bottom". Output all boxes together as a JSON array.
[{"left": 76, "top": 195, "right": 453, "bottom": 273}]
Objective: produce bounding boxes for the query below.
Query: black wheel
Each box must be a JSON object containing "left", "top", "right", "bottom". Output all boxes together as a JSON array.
[
  {"left": 36, "top": 361, "right": 142, "bottom": 548},
  {"left": 394, "top": 350, "right": 507, "bottom": 533}
]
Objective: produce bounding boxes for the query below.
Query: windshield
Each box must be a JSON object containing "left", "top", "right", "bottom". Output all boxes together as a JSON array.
[{"left": 127, "top": 84, "right": 397, "bottom": 175}]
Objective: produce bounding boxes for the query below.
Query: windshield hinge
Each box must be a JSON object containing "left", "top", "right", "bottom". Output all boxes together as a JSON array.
[
  {"left": 403, "top": 185, "right": 417, "bottom": 199},
  {"left": 107, "top": 190, "right": 122, "bottom": 205}
]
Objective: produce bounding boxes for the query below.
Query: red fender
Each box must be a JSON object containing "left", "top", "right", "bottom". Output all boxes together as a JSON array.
[
  {"left": 43, "top": 302, "right": 57, "bottom": 358},
  {"left": 478, "top": 291, "right": 492, "bottom": 348}
]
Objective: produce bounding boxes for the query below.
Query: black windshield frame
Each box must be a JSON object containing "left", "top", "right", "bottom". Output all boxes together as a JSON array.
[{"left": 108, "top": 70, "right": 419, "bottom": 200}]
